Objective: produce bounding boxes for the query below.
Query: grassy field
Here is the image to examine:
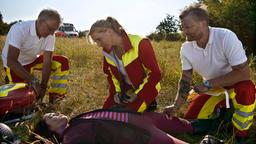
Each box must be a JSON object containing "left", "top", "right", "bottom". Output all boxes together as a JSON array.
[{"left": 0, "top": 36, "right": 255, "bottom": 143}]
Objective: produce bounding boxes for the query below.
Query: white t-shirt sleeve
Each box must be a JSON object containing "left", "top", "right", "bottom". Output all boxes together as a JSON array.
[
  {"left": 8, "top": 25, "right": 25, "bottom": 49},
  {"left": 224, "top": 31, "right": 247, "bottom": 66},
  {"left": 44, "top": 35, "right": 55, "bottom": 51},
  {"left": 180, "top": 46, "right": 192, "bottom": 70}
]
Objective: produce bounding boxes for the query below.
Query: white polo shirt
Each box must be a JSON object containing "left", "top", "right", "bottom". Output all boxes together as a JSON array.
[
  {"left": 2, "top": 20, "right": 55, "bottom": 67},
  {"left": 180, "top": 27, "right": 247, "bottom": 80}
]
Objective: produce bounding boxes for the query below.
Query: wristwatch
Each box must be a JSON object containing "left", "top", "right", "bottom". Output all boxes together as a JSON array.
[{"left": 203, "top": 80, "right": 212, "bottom": 89}]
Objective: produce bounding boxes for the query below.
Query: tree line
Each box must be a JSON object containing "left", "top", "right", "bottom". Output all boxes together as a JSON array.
[
  {"left": 148, "top": 0, "right": 255, "bottom": 54},
  {"left": 0, "top": 12, "right": 18, "bottom": 35}
]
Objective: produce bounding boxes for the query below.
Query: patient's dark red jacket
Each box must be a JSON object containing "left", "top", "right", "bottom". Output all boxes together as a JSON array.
[{"left": 61, "top": 109, "right": 192, "bottom": 144}]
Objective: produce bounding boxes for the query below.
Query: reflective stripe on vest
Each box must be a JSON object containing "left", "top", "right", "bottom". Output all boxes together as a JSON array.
[
  {"left": 103, "top": 34, "right": 141, "bottom": 93},
  {"left": 230, "top": 89, "right": 256, "bottom": 130},
  {"left": 104, "top": 34, "right": 160, "bottom": 95},
  {"left": 196, "top": 88, "right": 256, "bottom": 130}
]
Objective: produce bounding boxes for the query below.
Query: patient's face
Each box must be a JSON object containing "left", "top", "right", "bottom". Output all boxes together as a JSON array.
[{"left": 43, "top": 112, "right": 68, "bottom": 132}]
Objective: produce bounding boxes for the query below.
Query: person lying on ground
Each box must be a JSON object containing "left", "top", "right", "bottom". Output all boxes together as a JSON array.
[
  {"left": 33, "top": 108, "right": 227, "bottom": 144},
  {"left": 34, "top": 109, "right": 193, "bottom": 144}
]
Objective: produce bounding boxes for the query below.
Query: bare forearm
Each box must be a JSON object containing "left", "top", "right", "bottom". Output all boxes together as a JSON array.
[
  {"left": 174, "top": 70, "right": 192, "bottom": 108},
  {"left": 174, "top": 79, "right": 191, "bottom": 107},
  {"left": 41, "top": 62, "right": 51, "bottom": 86},
  {"left": 7, "top": 60, "right": 33, "bottom": 82},
  {"left": 41, "top": 51, "right": 53, "bottom": 86},
  {"left": 7, "top": 45, "right": 34, "bottom": 82},
  {"left": 209, "top": 63, "right": 250, "bottom": 87}
]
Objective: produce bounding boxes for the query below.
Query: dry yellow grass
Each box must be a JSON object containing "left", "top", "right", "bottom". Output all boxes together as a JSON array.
[{"left": 0, "top": 36, "right": 255, "bottom": 143}]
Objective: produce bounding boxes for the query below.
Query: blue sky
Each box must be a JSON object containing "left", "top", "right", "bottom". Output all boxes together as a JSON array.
[{"left": 0, "top": 0, "right": 197, "bottom": 35}]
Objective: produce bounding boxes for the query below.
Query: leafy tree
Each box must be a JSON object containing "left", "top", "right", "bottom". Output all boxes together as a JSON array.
[
  {"left": 148, "top": 14, "right": 182, "bottom": 41},
  {"left": 147, "top": 32, "right": 166, "bottom": 42},
  {"left": 199, "top": 0, "right": 256, "bottom": 54},
  {"left": 0, "top": 12, "right": 3, "bottom": 23},
  {"left": 156, "top": 14, "right": 179, "bottom": 34},
  {"left": 0, "top": 12, "right": 8, "bottom": 35},
  {"left": 0, "top": 12, "right": 19, "bottom": 35}
]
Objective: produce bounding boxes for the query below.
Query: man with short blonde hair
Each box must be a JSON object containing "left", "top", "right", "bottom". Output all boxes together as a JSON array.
[{"left": 164, "top": 3, "right": 255, "bottom": 143}]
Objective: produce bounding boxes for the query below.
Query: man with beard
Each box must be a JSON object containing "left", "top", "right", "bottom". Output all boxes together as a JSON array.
[{"left": 163, "top": 3, "right": 255, "bottom": 143}]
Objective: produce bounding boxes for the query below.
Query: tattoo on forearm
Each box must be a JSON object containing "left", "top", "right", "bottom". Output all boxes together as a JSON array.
[
  {"left": 176, "top": 69, "right": 192, "bottom": 103},
  {"left": 178, "top": 79, "right": 191, "bottom": 101}
]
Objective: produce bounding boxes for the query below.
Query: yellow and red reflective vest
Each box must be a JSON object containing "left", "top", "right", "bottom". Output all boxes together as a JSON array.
[{"left": 102, "top": 31, "right": 161, "bottom": 112}]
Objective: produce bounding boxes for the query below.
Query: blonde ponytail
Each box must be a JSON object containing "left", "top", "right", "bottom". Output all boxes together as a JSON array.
[{"left": 89, "top": 16, "right": 123, "bottom": 36}]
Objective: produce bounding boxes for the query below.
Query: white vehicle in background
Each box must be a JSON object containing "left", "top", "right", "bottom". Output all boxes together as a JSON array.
[{"left": 55, "top": 23, "right": 79, "bottom": 37}]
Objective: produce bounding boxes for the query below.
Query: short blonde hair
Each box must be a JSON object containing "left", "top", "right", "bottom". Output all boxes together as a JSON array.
[{"left": 179, "top": 3, "right": 209, "bottom": 24}]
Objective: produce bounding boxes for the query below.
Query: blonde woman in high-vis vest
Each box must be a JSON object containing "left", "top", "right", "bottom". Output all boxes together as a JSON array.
[{"left": 88, "top": 17, "right": 161, "bottom": 112}]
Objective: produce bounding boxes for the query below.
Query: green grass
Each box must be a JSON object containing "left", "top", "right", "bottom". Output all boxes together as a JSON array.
[{"left": 0, "top": 36, "right": 255, "bottom": 143}]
